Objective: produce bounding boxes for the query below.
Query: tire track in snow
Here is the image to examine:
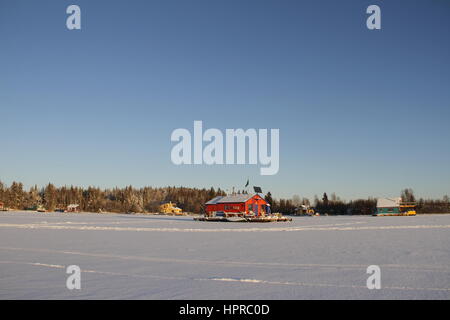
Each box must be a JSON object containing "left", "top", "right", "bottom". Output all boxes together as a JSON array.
[
  {"left": 1, "top": 260, "right": 449, "bottom": 293},
  {"left": 36, "top": 221, "right": 363, "bottom": 227},
  {"left": 1, "top": 246, "right": 450, "bottom": 273},
  {"left": 205, "top": 277, "right": 450, "bottom": 292},
  {"left": 0, "top": 260, "right": 185, "bottom": 281},
  {"left": 1, "top": 222, "right": 450, "bottom": 232}
]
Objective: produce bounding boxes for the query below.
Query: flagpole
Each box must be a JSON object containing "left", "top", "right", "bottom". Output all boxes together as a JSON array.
[{"left": 245, "top": 176, "right": 249, "bottom": 194}]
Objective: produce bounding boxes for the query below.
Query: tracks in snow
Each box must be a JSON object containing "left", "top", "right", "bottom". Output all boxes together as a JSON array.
[{"left": 1, "top": 259, "right": 449, "bottom": 293}]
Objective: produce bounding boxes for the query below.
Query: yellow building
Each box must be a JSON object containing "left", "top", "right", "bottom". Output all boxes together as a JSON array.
[{"left": 159, "top": 202, "right": 183, "bottom": 215}]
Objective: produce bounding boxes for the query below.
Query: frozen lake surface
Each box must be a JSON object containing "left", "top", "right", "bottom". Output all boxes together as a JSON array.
[{"left": 1, "top": 211, "right": 450, "bottom": 299}]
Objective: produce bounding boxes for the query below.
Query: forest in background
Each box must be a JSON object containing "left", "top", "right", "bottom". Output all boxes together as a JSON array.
[{"left": 0, "top": 181, "right": 449, "bottom": 215}]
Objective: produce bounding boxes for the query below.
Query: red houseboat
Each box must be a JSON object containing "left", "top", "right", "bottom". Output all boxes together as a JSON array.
[{"left": 205, "top": 194, "right": 270, "bottom": 217}]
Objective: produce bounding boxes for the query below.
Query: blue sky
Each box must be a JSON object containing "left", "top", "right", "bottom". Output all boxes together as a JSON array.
[{"left": 1, "top": 0, "right": 449, "bottom": 200}]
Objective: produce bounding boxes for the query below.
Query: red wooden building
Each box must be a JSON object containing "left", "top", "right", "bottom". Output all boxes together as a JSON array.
[{"left": 205, "top": 194, "right": 270, "bottom": 217}]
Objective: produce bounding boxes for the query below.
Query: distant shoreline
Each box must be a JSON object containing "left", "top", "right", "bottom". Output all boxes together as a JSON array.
[{"left": 2, "top": 210, "right": 450, "bottom": 217}]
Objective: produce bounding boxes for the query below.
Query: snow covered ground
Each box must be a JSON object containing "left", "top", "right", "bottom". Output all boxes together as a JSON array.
[{"left": 0, "top": 211, "right": 449, "bottom": 299}]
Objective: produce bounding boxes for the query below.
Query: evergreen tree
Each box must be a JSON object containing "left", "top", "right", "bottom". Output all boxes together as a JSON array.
[
  {"left": 264, "top": 192, "right": 273, "bottom": 206},
  {"left": 322, "top": 193, "right": 329, "bottom": 207},
  {"left": 43, "top": 183, "right": 57, "bottom": 211}
]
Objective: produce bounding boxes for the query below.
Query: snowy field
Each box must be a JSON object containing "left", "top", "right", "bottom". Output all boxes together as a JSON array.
[{"left": 0, "top": 211, "right": 450, "bottom": 299}]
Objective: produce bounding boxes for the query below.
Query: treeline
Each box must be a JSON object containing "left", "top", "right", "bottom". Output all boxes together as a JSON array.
[
  {"left": 266, "top": 192, "right": 378, "bottom": 215},
  {"left": 0, "top": 181, "right": 225, "bottom": 214},
  {"left": 0, "top": 181, "right": 449, "bottom": 215},
  {"left": 269, "top": 189, "right": 450, "bottom": 215}
]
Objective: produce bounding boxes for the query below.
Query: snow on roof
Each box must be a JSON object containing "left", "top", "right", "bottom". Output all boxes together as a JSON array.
[
  {"left": 205, "top": 194, "right": 260, "bottom": 204},
  {"left": 218, "top": 194, "right": 256, "bottom": 203},
  {"left": 377, "top": 197, "right": 401, "bottom": 208},
  {"left": 205, "top": 196, "right": 224, "bottom": 205}
]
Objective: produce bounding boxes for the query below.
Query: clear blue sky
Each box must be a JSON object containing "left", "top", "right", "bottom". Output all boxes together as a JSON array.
[{"left": 1, "top": 0, "right": 449, "bottom": 200}]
